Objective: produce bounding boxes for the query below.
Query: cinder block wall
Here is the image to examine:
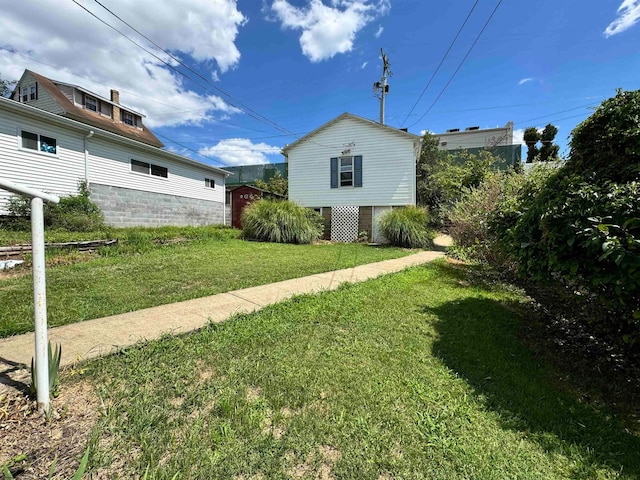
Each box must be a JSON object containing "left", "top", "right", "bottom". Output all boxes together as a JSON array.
[{"left": 90, "top": 183, "right": 223, "bottom": 227}]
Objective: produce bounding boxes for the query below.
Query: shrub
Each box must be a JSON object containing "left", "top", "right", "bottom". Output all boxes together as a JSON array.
[
  {"left": 449, "top": 166, "right": 555, "bottom": 267},
  {"left": 241, "top": 199, "right": 323, "bottom": 244},
  {"left": 567, "top": 89, "right": 640, "bottom": 183},
  {"left": 4, "top": 180, "right": 105, "bottom": 232},
  {"left": 377, "top": 206, "right": 432, "bottom": 248}
]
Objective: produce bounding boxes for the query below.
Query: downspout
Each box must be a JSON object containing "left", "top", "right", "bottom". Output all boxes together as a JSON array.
[{"left": 84, "top": 130, "right": 94, "bottom": 185}]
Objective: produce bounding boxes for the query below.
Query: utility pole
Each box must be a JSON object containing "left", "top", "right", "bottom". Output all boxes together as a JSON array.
[{"left": 373, "top": 48, "right": 392, "bottom": 125}]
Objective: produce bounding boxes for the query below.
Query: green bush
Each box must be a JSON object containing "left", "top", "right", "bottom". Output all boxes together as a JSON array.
[
  {"left": 241, "top": 199, "right": 323, "bottom": 244},
  {"left": 449, "top": 166, "right": 555, "bottom": 266},
  {"left": 567, "top": 89, "right": 640, "bottom": 183},
  {"left": 3, "top": 180, "right": 105, "bottom": 232},
  {"left": 377, "top": 206, "right": 432, "bottom": 248}
]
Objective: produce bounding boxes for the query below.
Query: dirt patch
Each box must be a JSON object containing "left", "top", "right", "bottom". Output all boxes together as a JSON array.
[
  {"left": 246, "top": 386, "right": 262, "bottom": 403},
  {"left": 287, "top": 445, "right": 342, "bottom": 480},
  {"left": 0, "top": 378, "right": 99, "bottom": 479}
]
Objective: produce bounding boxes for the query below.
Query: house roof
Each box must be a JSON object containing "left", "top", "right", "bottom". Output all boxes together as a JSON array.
[
  {"left": 20, "top": 70, "right": 164, "bottom": 148},
  {"left": 0, "top": 96, "right": 230, "bottom": 177},
  {"left": 281, "top": 112, "right": 421, "bottom": 154}
]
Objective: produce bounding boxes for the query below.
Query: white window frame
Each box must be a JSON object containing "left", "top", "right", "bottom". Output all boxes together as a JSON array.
[
  {"left": 205, "top": 178, "right": 215, "bottom": 189},
  {"left": 340, "top": 156, "right": 354, "bottom": 187},
  {"left": 130, "top": 159, "right": 168, "bottom": 179},
  {"left": 122, "top": 111, "right": 136, "bottom": 126},
  {"left": 85, "top": 95, "right": 98, "bottom": 112},
  {"left": 29, "top": 85, "right": 37, "bottom": 101},
  {"left": 18, "top": 129, "right": 58, "bottom": 156}
]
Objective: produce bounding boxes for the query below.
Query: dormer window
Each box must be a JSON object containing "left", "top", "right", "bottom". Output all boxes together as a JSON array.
[
  {"left": 85, "top": 96, "right": 98, "bottom": 112},
  {"left": 29, "top": 86, "right": 36, "bottom": 100},
  {"left": 122, "top": 111, "right": 136, "bottom": 126}
]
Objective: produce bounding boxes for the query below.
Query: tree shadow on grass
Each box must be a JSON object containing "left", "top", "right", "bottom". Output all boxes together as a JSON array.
[{"left": 427, "top": 296, "right": 640, "bottom": 477}]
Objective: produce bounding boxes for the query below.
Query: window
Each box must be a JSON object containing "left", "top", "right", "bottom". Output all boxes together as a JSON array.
[
  {"left": 85, "top": 96, "right": 97, "bottom": 112},
  {"left": 340, "top": 157, "right": 353, "bottom": 187},
  {"left": 131, "top": 159, "right": 168, "bottom": 178},
  {"left": 21, "top": 88, "right": 28, "bottom": 102},
  {"left": 205, "top": 178, "right": 215, "bottom": 189},
  {"left": 20, "top": 130, "right": 57, "bottom": 154},
  {"left": 330, "top": 155, "right": 362, "bottom": 189},
  {"left": 30, "top": 86, "right": 37, "bottom": 100},
  {"left": 122, "top": 111, "right": 136, "bottom": 126}
]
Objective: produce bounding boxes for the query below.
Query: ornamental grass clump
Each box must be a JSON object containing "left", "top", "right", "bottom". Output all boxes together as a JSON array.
[
  {"left": 241, "top": 199, "right": 323, "bottom": 244},
  {"left": 377, "top": 206, "right": 432, "bottom": 248}
]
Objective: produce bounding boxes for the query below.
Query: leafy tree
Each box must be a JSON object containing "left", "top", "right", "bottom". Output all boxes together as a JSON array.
[
  {"left": 1, "top": 72, "right": 16, "bottom": 98},
  {"left": 523, "top": 127, "right": 540, "bottom": 163},
  {"left": 567, "top": 89, "right": 640, "bottom": 183},
  {"left": 539, "top": 124, "right": 560, "bottom": 162},
  {"left": 416, "top": 131, "right": 503, "bottom": 225},
  {"left": 254, "top": 173, "right": 288, "bottom": 197}
]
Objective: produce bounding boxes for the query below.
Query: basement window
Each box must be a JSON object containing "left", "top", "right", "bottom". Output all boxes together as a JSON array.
[
  {"left": 205, "top": 178, "right": 215, "bottom": 189},
  {"left": 20, "top": 130, "right": 57, "bottom": 154},
  {"left": 131, "top": 159, "right": 168, "bottom": 178}
]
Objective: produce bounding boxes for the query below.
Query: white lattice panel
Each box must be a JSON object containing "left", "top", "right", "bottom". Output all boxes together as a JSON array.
[{"left": 331, "top": 205, "right": 359, "bottom": 242}]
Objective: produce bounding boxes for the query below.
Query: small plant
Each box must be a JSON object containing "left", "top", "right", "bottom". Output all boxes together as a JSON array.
[
  {"left": 377, "top": 206, "right": 433, "bottom": 248},
  {"left": 241, "top": 199, "right": 323, "bottom": 244},
  {"left": 356, "top": 230, "right": 369, "bottom": 243},
  {"left": 2, "top": 447, "right": 88, "bottom": 479},
  {"left": 29, "top": 341, "right": 62, "bottom": 399}
]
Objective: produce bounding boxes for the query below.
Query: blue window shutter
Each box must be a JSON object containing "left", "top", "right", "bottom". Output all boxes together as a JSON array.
[
  {"left": 330, "top": 157, "right": 338, "bottom": 188},
  {"left": 354, "top": 155, "right": 363, "bottom": 187}
]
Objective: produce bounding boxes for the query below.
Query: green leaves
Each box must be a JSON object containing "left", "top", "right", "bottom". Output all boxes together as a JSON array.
[{"left": 29, "top": 341, "right": 62, "bottom": 399}]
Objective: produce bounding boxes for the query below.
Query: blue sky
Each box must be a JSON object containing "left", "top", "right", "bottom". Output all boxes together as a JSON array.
[{"left": 1, "top": 0, "right": 639, "bottom": 167}]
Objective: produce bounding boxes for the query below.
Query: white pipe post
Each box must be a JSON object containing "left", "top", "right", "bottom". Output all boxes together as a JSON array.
[{"left": 31, "top": 196, "right": 50, "bottom": 413}]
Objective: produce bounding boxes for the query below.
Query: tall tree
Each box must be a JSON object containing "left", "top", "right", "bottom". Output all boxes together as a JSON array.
[
  {"left": 538, "top": 124, "right": 560, "bottom": 162},
  {"left": 1, "top": 73, "right": 16, "bottom": 98},
  {"left": 523, "top": 127, "right": 541, "bottom": 163},
  {"left": 254, "top": 173, "right": 288, "bottom": 197}
]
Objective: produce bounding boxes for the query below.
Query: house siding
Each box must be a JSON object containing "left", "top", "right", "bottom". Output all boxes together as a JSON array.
[
  {"left": 0, "top": 99, "right": 227, "bottom": 226},
  {"left": 16, "top": 71, "right": 64, "bottom": 114},
  {"left": 0, "top": 106, "right": 86, "bottom": 211},
  {"left": 287, "top": 116, "right": 417, "bottom": 207}
]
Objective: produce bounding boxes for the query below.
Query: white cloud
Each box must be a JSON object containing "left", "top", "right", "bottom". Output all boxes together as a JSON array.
[
  {"left": 198, "top": 138, "right": 281, "bottom": 165},
  {"left": 513, "top": 128, "right": 526, "bottom": 146},
  {"left": 361, "top": 61, "right": 368, "bottom": 69},
  {"left": 374, "top": 25, "right": 384, "bottom": 38},
  {"left": 0, "top": 0, "right": 246, "bottom": 127},
  {"left": 605, "top": 0, "right": 640, "bottom": 37},
  {"left": 269, "top": 0, "right": 390, "bottom": 62},
  {"left": 518, "top": 77, "right": 534, "bottom": 85}
]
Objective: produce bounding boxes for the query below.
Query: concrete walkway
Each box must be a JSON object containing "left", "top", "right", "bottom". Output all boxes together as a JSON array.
[{"left": 0, "top": 247, "right": 448, "bottom": 371}]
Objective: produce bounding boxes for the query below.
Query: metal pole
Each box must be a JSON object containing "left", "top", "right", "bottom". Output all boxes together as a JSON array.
[{"left": 31, "top": 197, "right": 50, "bottom": 413}]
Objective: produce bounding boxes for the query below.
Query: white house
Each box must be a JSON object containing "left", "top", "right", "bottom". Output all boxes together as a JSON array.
[
  {"left": 283, "top": 112, "right": 421, "bottom": 243},
  {"left": 434, "top": 122, "right": 514, "bottom": 150},
  {"left": 0, "top": 70, "right": 228, "bottom": 227}
]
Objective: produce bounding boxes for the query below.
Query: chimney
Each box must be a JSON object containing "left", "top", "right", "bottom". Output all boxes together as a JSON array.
[{"left": 110, "top": 89, "right": 120, "bottom": 123}]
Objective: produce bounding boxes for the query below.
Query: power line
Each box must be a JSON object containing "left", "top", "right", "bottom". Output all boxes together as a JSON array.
[
  {"left": 407, "top": 0, "right": 503, "bottom": 129},
  {"left": 400, "top": 0, "right": 479, "bottom": 127},
  {"left": 515, "top": 103, "right": 597, "bottom": 126}
]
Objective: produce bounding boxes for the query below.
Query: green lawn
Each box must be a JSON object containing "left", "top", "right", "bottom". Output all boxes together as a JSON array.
[
  {"left": 0, "top": 226, "right": 413, "bottom": 337},
  {"left": 84, "top": 261, "right": 639, "bottom": 479}
]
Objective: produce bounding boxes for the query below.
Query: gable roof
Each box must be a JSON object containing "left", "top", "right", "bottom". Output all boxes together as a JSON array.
[
  {"left": 17, "top": 70, "right": 164, "bottom": 148},
  {"left": 282, "top": 112, "right": 420, "bottom": 154},
  {"left": 0, "top": 96, "right": 229, "bottom": 177}
]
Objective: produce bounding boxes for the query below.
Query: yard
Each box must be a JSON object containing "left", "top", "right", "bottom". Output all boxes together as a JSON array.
[
  {"left": 0, "top": 226, "right": 414, "bottom": 337},
  {"left": 3, "top": 260, "right": 638, "bottom": 478}
]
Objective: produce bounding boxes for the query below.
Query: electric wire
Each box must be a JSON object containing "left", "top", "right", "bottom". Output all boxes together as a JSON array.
[
  {"left": 407, "top": 0, "right": 504, "bottom": 129},
  {"left": 400, "top": 0, "right": 479, "bottom": 127}
]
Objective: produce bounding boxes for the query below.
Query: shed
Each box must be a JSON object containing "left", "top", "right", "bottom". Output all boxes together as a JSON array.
[{"left": 229, "top": 185, "right": 284, "bottom": 229}]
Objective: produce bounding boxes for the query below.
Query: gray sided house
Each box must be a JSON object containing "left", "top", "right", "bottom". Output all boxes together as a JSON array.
[
  {"left": 284, "top": 112, "right": 421, "bottom": 243},
  {"left": 0, "top": 70, "right": 228, "bottom": 227}
]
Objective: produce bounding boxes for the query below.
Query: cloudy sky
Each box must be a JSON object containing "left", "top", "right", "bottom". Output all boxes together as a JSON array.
[{"left": 1, "top": 0, "right": 639, "bottom": 166}]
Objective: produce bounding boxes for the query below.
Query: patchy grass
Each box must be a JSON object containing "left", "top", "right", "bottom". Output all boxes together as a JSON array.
[
  {"left": 0, "top": 226, "right": 413, "bottom": 337},
  {"left": 78, "top": 261, "right": 639, "bottom": 479}
]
